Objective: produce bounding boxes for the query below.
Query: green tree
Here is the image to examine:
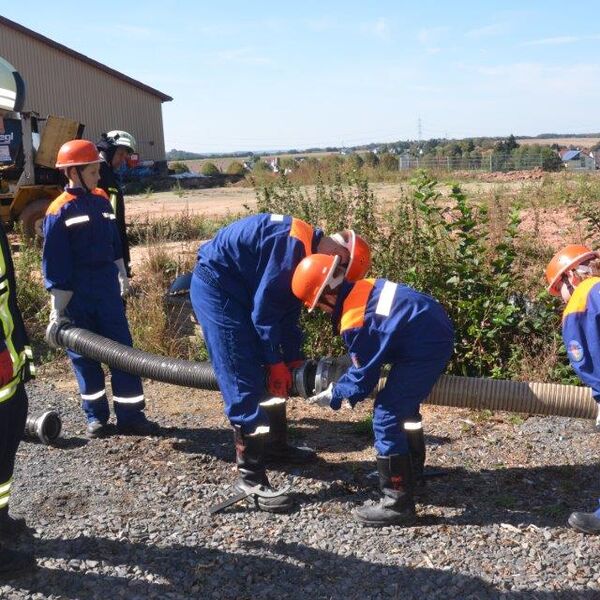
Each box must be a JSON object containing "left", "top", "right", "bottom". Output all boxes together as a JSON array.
[
  {"left": 170, "top": 161, "right": 190, "bottom": 174},
  {"left": 379, "top": 153, "right": 399, "bottom": 171},
  {"left": 363, "top": 152, "right": 379, "bottom": 167},
  {"left": 201, "top": 162, "right": 220, "bottom": 176},
  {"left": 226, "top": 161, "right": 246, "bottom": 176}
]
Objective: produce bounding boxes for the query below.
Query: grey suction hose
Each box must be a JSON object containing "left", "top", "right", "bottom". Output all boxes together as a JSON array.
[
  {"left": 311, "top": 357, "right": 598, "bottom": 420},
  {"left": 47, "top": 323, "right": 597, "bottom": 419}
]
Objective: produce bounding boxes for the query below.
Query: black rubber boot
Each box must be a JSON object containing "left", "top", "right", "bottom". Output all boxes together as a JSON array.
[
  {"left": 233, "top": 426, "right": 294, "bottom": 513},
  {"left": 261, "top": 400, "right": 316, "bottom": 465},
  {"left": 0, "top": 507, "right": 28, "bottom": 538},
  {"left": 0, "top": 544, "right": 36, "bottom": 579},
  {"left": 568, "top": 507, "right": 600, "bottom": 534},
  {"left": 354, "top": 454, "right": 416, "bottom": 527},
  {"left": 405, "top": 419, "right": 426, "bottom": 495},
  {"left": 117, "top": 417, "right": 159, "bottom": 436},
  {"left": 86, "top": 420, "right": 110, "bottom": 439}
]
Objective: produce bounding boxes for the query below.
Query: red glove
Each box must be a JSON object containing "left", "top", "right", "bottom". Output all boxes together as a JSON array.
[
  {"left": 286, "top": 360, "right": 304, "bottom": 370},
  {"left": 266, "top": 362, "right": 292, "bottom": 398},
  {"left": 0, "top": 349, "right": 13, "bottom": 387}
]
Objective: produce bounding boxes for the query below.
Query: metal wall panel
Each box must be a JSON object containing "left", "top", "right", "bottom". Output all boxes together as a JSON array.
[{"left": 0, "top": 23, "right": 168, "bottom": 161}]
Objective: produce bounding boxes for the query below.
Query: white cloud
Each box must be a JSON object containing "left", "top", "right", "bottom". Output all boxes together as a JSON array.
[
  {"left": 368, "top": 17, "right": 391, "bottom": 40},
  {"left": 471, "top": 62, "right": 600, "bottom": 95},
  {"left": 466, "top": 23, "right": 507, "bottom": 38},
  {"left": 522, "top": 36, "right": 581, "bottom": 46},
  {"left": 521, "top": 34, "right": 600, "bottom": 46},
  {"left": 417, "top": 26, "right": 448, "bottom": 45},
  {"left": 113, "top": 24, "right": 157, "bottom": 39},
  {"left": 213, "top": 47, "right": 273, "bottom": 66}
]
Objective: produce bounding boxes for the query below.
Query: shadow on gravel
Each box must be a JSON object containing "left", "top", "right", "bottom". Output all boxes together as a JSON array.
[
  {"left": 8, "top": 535, "right": 598, "bottom": 600},
  {"left": 51, "top": 437, "right": 89, "bottom": 450},
  {"left": 415, "top": 462, "right": 600, "bottom": 528}
]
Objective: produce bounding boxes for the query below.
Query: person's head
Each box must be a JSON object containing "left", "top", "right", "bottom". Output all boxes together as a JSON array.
[
  {"left": 292, "top": 254, "right": 347, "bottom": 314},
  {"left": 546, "top": 244, "right": 600, "bottom": 303},
  {"left": 55, "top": 140, "right": 103, "bottom": 192},
  {"left": 317, "top": 229, "right": 371, "bottom": 282},
  {"left": 100, "top": 130, "right": 137, "bottom": 170}
]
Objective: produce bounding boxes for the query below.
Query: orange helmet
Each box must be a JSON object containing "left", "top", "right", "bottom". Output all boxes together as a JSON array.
[
  {"left": 56, "top": 140, "right": 103, "bottom": 169},
  {"left": 331, "top": 230, "right": 372, "bottom": 281},
  {"left": 292, "top": 254, "right": 342, "bottom": 311},
  {"left": 545, "top": 244, "right": 598, "bottom": 296}
]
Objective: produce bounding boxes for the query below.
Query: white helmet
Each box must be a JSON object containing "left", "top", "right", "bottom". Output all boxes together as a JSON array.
[{"left": 106, "top": 130, "right": 137, "bottom": 153}]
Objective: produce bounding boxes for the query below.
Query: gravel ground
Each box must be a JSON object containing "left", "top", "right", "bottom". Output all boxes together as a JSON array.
[{"left": 3, "top": 379, "right": 600, "bottom": 599}]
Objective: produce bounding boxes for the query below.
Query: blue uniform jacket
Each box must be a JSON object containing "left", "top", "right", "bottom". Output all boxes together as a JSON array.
[
  {"left": 562, "top": 277, "right": 600, "bottom": 401},
  {"left": 42, "top": 187, "right": 122, "bottom": 294},
  {"left": 330, "top": 278, "right": 454, "bottom": 405},
  {"left": 195, "top": 213, "right": 323, "bottom": 364}
]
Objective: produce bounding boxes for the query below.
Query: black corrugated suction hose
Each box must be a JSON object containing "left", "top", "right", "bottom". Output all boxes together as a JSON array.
[{"left": 51, "top": 323, "right": 220, "bottom": 390}]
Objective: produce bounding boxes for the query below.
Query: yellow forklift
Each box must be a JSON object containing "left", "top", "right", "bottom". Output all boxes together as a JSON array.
[{"left": 0, "top": 56, "right": 82, "bottom": 238}]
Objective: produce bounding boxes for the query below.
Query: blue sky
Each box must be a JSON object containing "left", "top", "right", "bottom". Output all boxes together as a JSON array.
[{"left": 3, "top": 2, "right": 600, "bottom": 152}]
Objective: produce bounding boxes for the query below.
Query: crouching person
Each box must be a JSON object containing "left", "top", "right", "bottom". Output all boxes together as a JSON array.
[
  {"left": 43, "top": 140, "right": 157, "bottom": 438},
  {"left": 292, "top": 255, "right": 454, "bottom": 526}
]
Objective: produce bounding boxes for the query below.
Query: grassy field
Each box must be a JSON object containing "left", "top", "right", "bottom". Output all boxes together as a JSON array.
[{"left": 515, "top": 136, "right": 600, "bottom": 148}]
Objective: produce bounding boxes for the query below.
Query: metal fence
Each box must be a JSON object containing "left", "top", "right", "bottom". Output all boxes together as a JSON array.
[{"left": 398, "top": 154, "right": 549, "bottom": 172}]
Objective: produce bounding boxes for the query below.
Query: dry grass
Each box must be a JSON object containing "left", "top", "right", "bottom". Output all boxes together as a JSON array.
[{"left": 515, "top": 137, "right": 600, "bottom": 148}]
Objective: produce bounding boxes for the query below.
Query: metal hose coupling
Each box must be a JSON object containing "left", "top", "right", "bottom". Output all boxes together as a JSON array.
[{"left": 23, "top": 411, "right": 62, "bottom": 445}]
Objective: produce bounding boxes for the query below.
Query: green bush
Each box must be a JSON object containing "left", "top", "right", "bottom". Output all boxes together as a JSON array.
[
  {"left": 379, "top": 152, "right": 398, "bottom": 171},
  {"left": 226, "top": 161, "right": 246, "bottom": 176},
  {"left": 201, "top": 162, "right": 220, "bottom": 176},
  {"left": 170, "top": 161, "right": 190, "bottom": 174},
  {"left": 254, "top": 170, "right": 568, "bottom": 381}
]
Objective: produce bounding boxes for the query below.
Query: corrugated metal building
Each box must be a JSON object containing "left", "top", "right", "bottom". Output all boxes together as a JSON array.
[{"left": 0, "top": 16, "right": 172, "bottom": 162}]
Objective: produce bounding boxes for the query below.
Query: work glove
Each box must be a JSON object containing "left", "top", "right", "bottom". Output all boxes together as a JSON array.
[
  {"left": 0, "top": 348, "right": 13, "bottom": 387},
  {"left": 115, "top": 258, "right": 131, "bottom": 297},
  {"left": 307, "top": 383, "right": 335, "bottom": 408},
  {"left": 307, "top": 384, "right": 356, "bottom": 410},
  {"left": 48, "top": 289, "right": 73, "bottom": 348},
  {"left": 49, "top": 289, "right": 73, "bottom": 325},
  {"left": 286, "top": 359, "right": 304, "bottom": 370},
  {"left": 266, "top": 362, "right": 292, "bottom": 398}
]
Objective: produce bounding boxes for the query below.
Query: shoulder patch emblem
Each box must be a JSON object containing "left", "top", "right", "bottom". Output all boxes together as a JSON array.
[{"left": 567, "top": 340, "right": 584, "bottom": 363}]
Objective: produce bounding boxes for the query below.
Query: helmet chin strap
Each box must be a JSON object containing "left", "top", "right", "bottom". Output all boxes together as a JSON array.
[{"left": 75, "top": 166, "right": 90, "bottom": 193}]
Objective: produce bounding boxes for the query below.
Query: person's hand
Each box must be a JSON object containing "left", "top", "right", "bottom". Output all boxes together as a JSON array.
[
  {"left": 115, "top": 258, "right": 131, "bottom": 297},
  {"left": 307, "top": 383, "right": 334, "bottom": 408},
  {"left": 119, "top": 274, "right": 131, "bottom": 298},
  {"left": 0, "top": 348, "right": 13, "bottom": 386},
  {"left": 286, "top": 359, "right": 304, "bottom": 370},
  {"left": 266, "top": 362, "right": 292, "bottom": 398}
]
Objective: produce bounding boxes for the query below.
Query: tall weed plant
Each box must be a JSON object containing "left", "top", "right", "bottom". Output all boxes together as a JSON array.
[{"left": 255, "top": 170, "right": 568, "bottom": 381}]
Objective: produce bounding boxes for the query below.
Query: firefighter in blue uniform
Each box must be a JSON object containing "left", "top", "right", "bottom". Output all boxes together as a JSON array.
[
  {"left": 191, "top": 214, "right": 370, "bottom": 512},
  {"left": 292, "top": 254, "right": 454, "bottom": 526},
  {"left": 0, "top": 219, "right": 36, "bottom": 577},
  {"left": 546, "top": 244, "right": 600, "bottom": 534},
  {"left": 43, "top": 140, "right": 156, "bottom": 438},
  {"left": 96, "top": 130, "right": 137, "bottom": 278}
]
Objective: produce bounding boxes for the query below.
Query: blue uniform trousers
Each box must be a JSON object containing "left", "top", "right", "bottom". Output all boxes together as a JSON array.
[
  {"left": 373, "top": 338, "right": 453, "bottom": 456},
  {"left": 191, "top": 270, "right": 269, "bottom": 434},
  {"left": 66, "top": 286, "right": 144, "bottom": 426}
]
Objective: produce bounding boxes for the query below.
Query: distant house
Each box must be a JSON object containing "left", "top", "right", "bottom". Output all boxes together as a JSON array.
[
  {"left": 562, "top": 149, "right": 595, "bottom": 171},
  {"left": 589, "top": 150, "right": 600, "bottom": 170}
]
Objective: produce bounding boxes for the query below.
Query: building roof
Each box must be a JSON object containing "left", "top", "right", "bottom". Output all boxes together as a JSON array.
[
  {"left": 562, "top": 150, "right": 581, "bottom": 161},
  {"left": 0, "top": 16, "right": 172, "bottom": 102}
]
